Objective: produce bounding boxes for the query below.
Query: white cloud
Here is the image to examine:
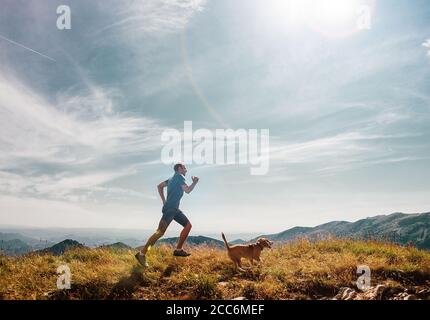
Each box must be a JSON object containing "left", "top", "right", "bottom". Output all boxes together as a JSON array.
[
  {"left": 270, "top": 132, "right": 376, "bottom": 164},
  {"left": 0, "top": 74, "right": 164, "bottom": 167},
  {"left": 0, "top": 169, "right": 156, "bottom": 203},
  {"left": 0, "top": 71, "right": 165, "bottom": 202},
  {"left": 95, "top": 0, "right": 206, "bottom": 36},
  {"left": 266, "top": 130, "right": 421, "bottom": 180}
]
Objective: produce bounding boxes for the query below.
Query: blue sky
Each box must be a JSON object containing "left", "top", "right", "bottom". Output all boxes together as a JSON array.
[{"left": 0, "top": 0, "right": 430, "bottom": 234}]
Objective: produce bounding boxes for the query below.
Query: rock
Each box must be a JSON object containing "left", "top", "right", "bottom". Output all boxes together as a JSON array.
[
  {"left": 417, "top": 288, "right": 430, "bottom": 297},
  {"left": 334, "top": 287, "right": 357, "bottom": 300},
  {"left": 333, "top": 284, "right": 415, "bottom": 300},
  {"left": 374, "top": 285, "right": 387, "bottom": 300},
  {"left": 343, "top": 289, "right": 357, "bottom": 300}
]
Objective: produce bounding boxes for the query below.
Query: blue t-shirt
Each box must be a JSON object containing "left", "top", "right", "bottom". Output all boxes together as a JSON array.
[{"left": 163, "top": 173, "right": 186, "bottom": 210}]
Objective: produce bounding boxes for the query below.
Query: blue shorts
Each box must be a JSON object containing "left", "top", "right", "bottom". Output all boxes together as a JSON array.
[{"left": 159, "top": 207, "right": 190, "bottom": 229}]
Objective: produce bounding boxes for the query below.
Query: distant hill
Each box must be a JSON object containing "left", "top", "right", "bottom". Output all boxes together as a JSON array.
[
  {"left": 230, "top": 239, "right": 246, "bottom": 245},
  {"left": 0, "top": 232, "right": 54, "bottom": 255},
  {"left": 100, "top": 242, "right": 131, "bottom": 250},
  {"left": 0, "top": 232, "right": 37, "bottom": 243},
  {"left": 38, "top": 239, "right": 85, "bottom": 256},
  {"left": 0, "top": 239, "right": 32, "bottom": 256},
  {"left": 146, "top": 235, "right": 225, "bottom": 249},
  {"left": 253, "top": 212, "right": 430, "bottom": 249}
]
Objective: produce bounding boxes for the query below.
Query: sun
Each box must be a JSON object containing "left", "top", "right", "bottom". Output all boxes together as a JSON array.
[{"left": 262, "top": 0, "right": 374, "bottom": 38}]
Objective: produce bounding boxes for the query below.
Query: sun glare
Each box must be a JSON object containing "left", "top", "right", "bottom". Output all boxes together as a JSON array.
[{"left": 262, "top": 0, "right": 374, "bottom": 38}]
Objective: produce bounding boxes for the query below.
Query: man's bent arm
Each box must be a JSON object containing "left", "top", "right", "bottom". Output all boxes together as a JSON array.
[
  {"left": 157, "top": 180, "right": 167, "bottom": 204},
  {"left": 182, "top": 176, "right": 199, "bottom": 194}
]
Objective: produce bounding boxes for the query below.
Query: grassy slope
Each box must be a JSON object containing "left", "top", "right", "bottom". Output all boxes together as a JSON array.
[{"left": 0, "top": 239, "right": 429, "bottom": 300}]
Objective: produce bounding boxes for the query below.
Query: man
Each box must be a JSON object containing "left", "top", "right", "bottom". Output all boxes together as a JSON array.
[{"left": 135, "top": 163, "right": 199, "bottom": 267}]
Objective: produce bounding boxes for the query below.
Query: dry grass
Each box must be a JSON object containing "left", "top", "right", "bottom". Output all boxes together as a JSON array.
[{"left": 1, "top": 239, "right": 429, "bottom": 300}]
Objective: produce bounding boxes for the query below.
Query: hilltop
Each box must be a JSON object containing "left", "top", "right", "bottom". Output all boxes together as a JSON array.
[
  {"left": 37, "top": 239, "right": 86, "bottom": 256},
  {"left": 1, "top": 238, "right": 429, "bottom": 300}
]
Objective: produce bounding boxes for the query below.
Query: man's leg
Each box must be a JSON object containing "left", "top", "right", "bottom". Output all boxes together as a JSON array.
[
  {"left": 140, "top": 219, "right": 169, "bottom": 255},
  {"left": 176, "top": 222, "right": 192, "bottom": 250},
  {"left": 173, "top": 210, "right": 192, "bottom": 252}
]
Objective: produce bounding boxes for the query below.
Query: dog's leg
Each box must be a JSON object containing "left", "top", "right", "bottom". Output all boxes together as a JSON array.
[
  {"left": 233, "top": 259, "right": 240, "bottom": 271},
  {"left": 236, "top": 259, "right": 247, "bottom": 272}
]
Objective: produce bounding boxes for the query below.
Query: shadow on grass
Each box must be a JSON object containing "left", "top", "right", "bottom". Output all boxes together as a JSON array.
[
  {"left": 48, "top": 280, "right": 114, "bottom": 300},
  {"left": 48, "top": 267, "right": 152, "bottom": 300},
  {"left": 161, "top": 263, "right": 180, "bottom": 277},
  {"left": 373, "top": 268, "right": 430, "bottom": 286},
  {"left": 108, "top": 267, "right": 153, "bottom": 299}
]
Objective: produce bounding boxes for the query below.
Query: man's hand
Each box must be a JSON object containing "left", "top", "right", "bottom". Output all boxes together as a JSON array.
[{"left": 182, "top": 176, "right": 200, "bottom": 194}]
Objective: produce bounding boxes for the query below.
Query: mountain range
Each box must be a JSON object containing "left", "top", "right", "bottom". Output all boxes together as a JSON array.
[
  {"left": 1, "top": 212, "right": 429, "bottom": 256},
  {"left": 252, "top": 212, "right": 430, "bottom": 249},
  {"left": 0, "top": 232, "right": 54, "bottom": 256}
]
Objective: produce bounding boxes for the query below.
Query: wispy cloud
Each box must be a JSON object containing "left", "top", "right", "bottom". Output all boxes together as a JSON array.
[
  {"left": 0, "top": 169, "right": 156, "bottom": 203},
  {"left": 0, "top": 71, "right": 165, "bottom": 202},
  {"left": 0, "top": 73, "right": 164, "bottom": 163},
  {"left": 94, "top": 0, "right": 206, "bottom": 36},
  {"left": 266, "top": 128, "right": 423, "bottom": 180},
  {"left": 272, "top": 132, "right": 381, "bottom": 164}
]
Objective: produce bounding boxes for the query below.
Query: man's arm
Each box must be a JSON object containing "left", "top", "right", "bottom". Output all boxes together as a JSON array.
[
  {"left": 182, "top": 176, "right": 199, "bottom": 194},
  {"left": 157, "top": 180, "right": 168, "bottom": 204}
]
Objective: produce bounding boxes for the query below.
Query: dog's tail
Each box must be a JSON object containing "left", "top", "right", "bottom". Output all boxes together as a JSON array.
[{"left": 221, "top": 232, "right": 230, "bottom": 250}]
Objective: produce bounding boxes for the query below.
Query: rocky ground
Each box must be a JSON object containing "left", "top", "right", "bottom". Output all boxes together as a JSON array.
[{"left": 332, "top": 284, "right": 430, "bottom": 300}]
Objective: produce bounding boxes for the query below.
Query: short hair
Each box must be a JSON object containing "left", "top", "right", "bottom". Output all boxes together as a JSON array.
[{"left": 173, "top": 163, "right": 184, "bottom": 172}]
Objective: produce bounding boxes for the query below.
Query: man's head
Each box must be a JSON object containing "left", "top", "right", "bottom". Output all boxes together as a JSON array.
[{"left": 174, "top": 163, "right": 187, "bottom": 176}]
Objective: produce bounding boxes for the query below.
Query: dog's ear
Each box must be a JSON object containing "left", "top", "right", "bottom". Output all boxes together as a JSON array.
[
  {"left": 256, "top": 238, "right": 265, "bottom": 248},
  {"left": 264, "top": 239, "right": 272, "bottom": 248}
]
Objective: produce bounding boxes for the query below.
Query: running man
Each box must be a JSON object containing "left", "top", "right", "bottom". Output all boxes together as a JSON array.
[{"left": 135, "top": 163, "right": 199, "bottom": 267}]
